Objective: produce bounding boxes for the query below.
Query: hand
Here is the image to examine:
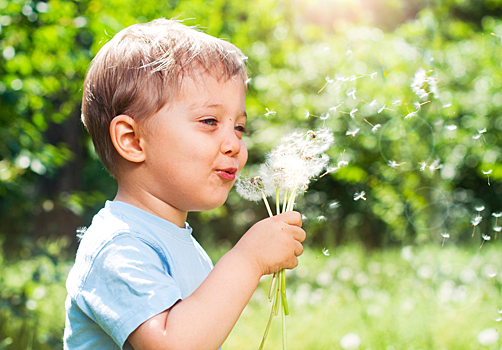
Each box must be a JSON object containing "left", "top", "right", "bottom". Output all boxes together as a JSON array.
[{"left": 233, "top": 211, "right": 306, "bottom": 276}]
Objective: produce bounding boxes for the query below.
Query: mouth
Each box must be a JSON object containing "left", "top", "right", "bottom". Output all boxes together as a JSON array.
[{"left": 216, "top": 167, "right": 237, "bottom": 181}]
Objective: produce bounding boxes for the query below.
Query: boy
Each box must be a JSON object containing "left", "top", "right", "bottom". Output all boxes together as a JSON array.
[{"left": 64, "top": 18, "right": 305, "bottom": 350}]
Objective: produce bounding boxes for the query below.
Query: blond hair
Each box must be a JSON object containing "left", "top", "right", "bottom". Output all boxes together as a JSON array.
[{"left": 81, "top": 18, "right": 248, "bottom": 177}]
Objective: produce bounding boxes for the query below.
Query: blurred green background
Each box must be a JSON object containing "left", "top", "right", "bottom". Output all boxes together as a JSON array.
[{"left": 0, "top": 0, "right": 501, "bottom": 348}]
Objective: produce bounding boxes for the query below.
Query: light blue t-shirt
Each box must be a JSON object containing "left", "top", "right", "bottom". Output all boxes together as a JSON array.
[{"left": 63, "top": 201, "right": 214, "bottom": 349}]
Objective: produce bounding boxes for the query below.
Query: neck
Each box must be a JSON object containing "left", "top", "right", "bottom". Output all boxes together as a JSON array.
[{"left": 114, "top": 183, "right": 188, "bottom": 228}]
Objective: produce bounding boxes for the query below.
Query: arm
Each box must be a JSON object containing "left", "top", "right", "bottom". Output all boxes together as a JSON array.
[{"left": 127, "top": 211, "right": 305, "bottom": 350}]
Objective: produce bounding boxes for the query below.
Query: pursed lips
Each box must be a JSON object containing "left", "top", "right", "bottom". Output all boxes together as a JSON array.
[{"left": 215, "top": 167, "right": 237, "bottom": 181}]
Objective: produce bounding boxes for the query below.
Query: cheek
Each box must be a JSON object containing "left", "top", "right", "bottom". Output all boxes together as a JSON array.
[{"left": 239, "top": 142, "right": 248, "bottom": 170}]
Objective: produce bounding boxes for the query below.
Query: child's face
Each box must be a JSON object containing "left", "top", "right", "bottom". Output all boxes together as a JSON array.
[{"left": 140, "top": 70, "right": 248, "bottom": 213}]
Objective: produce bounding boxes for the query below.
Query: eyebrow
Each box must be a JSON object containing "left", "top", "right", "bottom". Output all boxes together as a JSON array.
[{"left": 192, "top": 102, "right": 247, "bottom": 119}]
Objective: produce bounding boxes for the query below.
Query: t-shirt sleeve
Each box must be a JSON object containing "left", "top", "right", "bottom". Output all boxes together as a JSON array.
[{"left": 75, "top": 233, "right": 182, "bottom": 348}]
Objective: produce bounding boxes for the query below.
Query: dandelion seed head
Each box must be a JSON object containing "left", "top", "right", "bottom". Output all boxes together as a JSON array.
[{"left": 235, "top": 176, "right": 264, "bottom": 201}]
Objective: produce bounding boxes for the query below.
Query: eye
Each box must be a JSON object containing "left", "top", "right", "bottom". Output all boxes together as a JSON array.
[
  {"left": 235, "top": 125, "right": 248, "bottom": 134},
  {"left": 201, "top": 118, "right": 218, "bottom": 126}
]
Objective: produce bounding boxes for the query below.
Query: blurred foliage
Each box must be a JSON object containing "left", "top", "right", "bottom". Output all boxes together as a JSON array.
[{"left": 0, "top": 0, "right": 502, "bottom": 258}]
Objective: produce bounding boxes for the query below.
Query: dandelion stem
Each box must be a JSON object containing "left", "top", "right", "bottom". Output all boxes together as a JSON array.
[
  {"left": 282, "top": 191, "right": 289, "bottom": 214},
  {"left": 269, "top": 273, "right": 277, "bottom": 300},
  {"left": 261, "top": 192, "right": 274, "bottom": 217},
  {"left": 276, "top": 188, "right": 280, "bottom": 216},
  {"left": 282, "top": 296, "right": 287, "bottom": 350}
]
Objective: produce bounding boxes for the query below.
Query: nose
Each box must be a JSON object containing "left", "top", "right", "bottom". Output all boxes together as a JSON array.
[{"left": 221, "top": 128, "right": 242, "bottom": 157}]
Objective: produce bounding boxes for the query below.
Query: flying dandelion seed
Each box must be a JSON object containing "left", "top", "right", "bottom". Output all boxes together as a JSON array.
[
  {"left": 480, "top": 234, "right": 491, "bottom": 249},
  {"left": 346, "top": 47, "right": 352, "bottom": 56},
  {"left": 414, "top": 100, "right": 430, "bottom": 110},
  {"left": 493, "top": 226, "right": 501, "bottom": 239},
  {"left": 264, "top": 108, "right": 276, "bottom": 117},
  {"left": 472, "top": 215, "right": 482, "bottom": 237},
  {"left": 346, "top": 128, "right": 360, "bottom": 137},
  {"left": 346, "top": 88, "right": 356, "bottom": 99},
  {"left": 322, "top": 248, "right": 330, "bottom": 256},
  {"left": 429, "top": 159, "right": 443, "bottom": 174},
  {"left": 478, "top": 128, "right": 487, "bottom": 142},
  {"left": 411, "top": 68, "right": 438, "bottom": 99},
  {"left": 349, "top": 108, "right": 358, "bottom": 118},
  {"left": 442, "top": 103, "right": 452, "bottom": 108},
  {"left": 392, "top": 99, "right": 402, "bottom": 106},
  {"left": 475, "top": 206, "right": 485, "bottom": 212},
  {"left": 354, "top": 191, "right": 367, "bottom": 201},
  {"left": 482, "top": 169, "right": 493, "bottom": 186},
  {"left": 419, "top": 161, "right": 427, "bottom": 171},
  {"left": 317, "top": 215, "right": 327, "bottom": 222},
  {"left": 441, "top": 232, "right": 450, "bottom": 247},
  {"left": 329, "top": 102, "right": 344, "bottom": 114},
  {"left": 405, "top": 111, "right": 418, "bottom": 120},
  {"left": 378, "top": 104, "right": 387, "bottom": 113},
  {"left": 370, "top": 71, "right": 377, "bottom": 79},
  {"left": 498, "top": 309, "right": 502, "bottom": 314},
  {"left": 328, "top": 201, "right": 340, "bottom": 209},
  {"left": 496, "top": 317, "right": 502, "bottom": 322},
  {"left": 369, "top": 100, "right": 378, "bottom": 109},
  {"left": 304, "top": 109, "right": 310, "bottom": 119},
  {"left": 363, "top": 118, "right": 381, "bottom": 133},
  {"left": 388, "top": 160, "right": 406, "bottom": 168},
  {"left": 492, "top": 212, "right": 502, "bottom": 227},
  {"left": 445, "top": 125, "right": 457, "bottom": 131}
]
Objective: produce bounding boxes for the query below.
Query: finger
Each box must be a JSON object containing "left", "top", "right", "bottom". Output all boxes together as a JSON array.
[
  {"left": 293, "top": 240, "right": 304, "bottom": 257},
  {"left": 291, "top": 227, "right": 306, "bottom": 243},
  {"left": 277, "top": 211, "right": 303, "bottom": 227}
]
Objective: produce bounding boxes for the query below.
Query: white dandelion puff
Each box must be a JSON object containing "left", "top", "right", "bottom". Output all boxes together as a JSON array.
[{"left": 354, "top": 191, "right": 366, "bottom": 201}]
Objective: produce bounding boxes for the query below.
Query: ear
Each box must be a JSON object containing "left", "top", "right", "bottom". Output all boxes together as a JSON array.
[{"left": 110, "top": 115, "right": 146, "bottom": 163}]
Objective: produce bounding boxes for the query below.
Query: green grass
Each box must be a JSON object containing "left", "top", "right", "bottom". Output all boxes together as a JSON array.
[{"left": 1, "top": 244, "right": 500, "bottom": 349}]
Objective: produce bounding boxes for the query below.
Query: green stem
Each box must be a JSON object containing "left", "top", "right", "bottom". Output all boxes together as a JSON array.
[
  {"left": 280, "top": 269, "right": 289, "bottom": 315},
  {"left": 282, "top": 191, "right": 289, "bottom": 214},
  {"left": 282, "top": 297, "right": 287, "bottom": 350}
]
